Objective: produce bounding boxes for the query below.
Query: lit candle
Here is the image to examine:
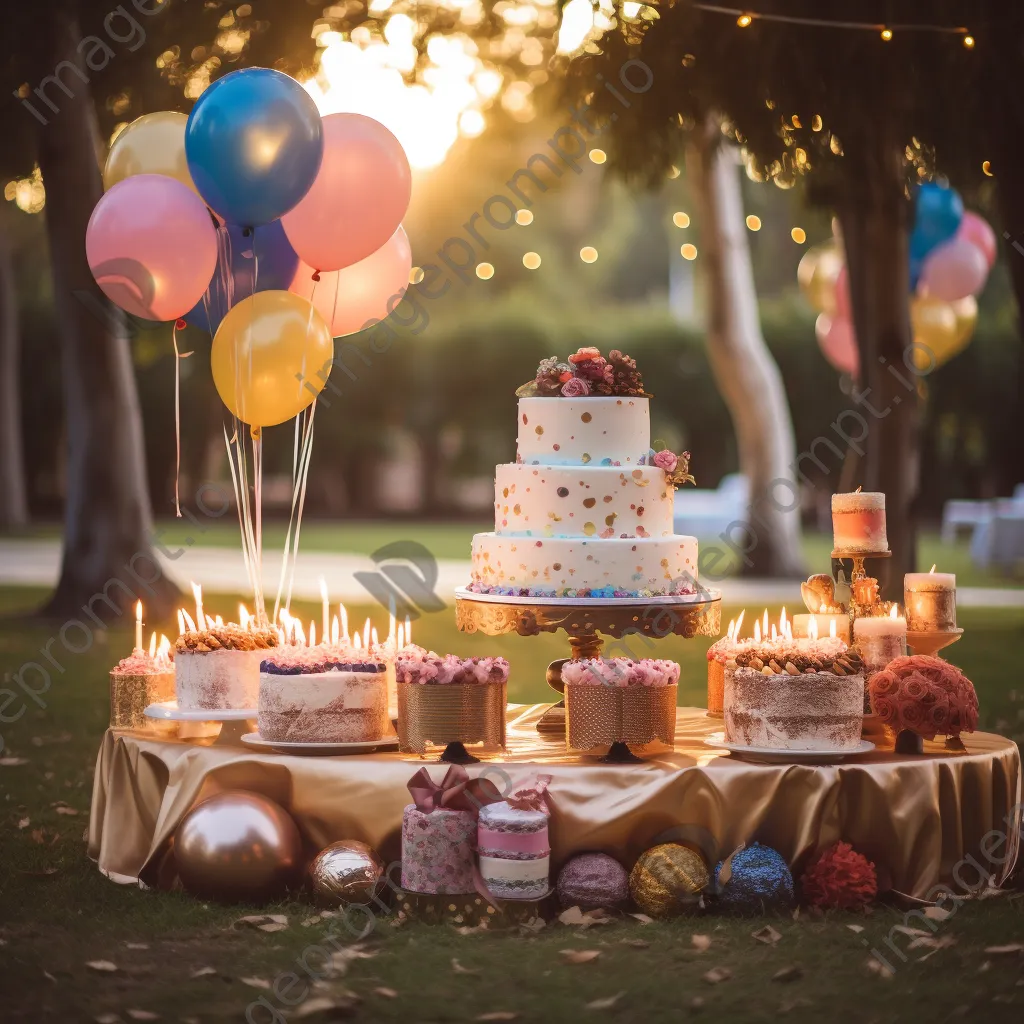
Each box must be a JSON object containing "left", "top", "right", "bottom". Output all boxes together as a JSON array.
[
  {"left": 405, "top": 615, "right": 412, "bottom": 647},
  {"left": 148, "top": 631, "right": 156, "bottom": 658},
  {"left": 331, "top": 614, "right": 340, "bottom": 646},
  {"left": 904, "top": 566, "right": 957, "bottom": 631},
  {"left": 319, "top": 576, "right": 330, "bottom": 645},
  {"left": 182, "top": 609, "right": 197, "bottom": 633},
  {"left": 853, "top": 605, "right": 907, "bottom": 677},
  {"left": 177, "top": 608, "right": 186, "bottom": 636},
  {"left": 339, "top": 604, "right": 349, "bottom": 645},
  {"left": 362, "top": 617, "right": 371, "bottom": 649},
  {"left": 191, "top": 582, "right": 204, "bottom": 634},
  {"left": 388, "top": 596, "right": 397, "bottom": 650},
  {"left": 396, "top": 623, "right": 404, "bottom": 650},
  {"left": 135, "top": 600, "right": 143, "bottom": 652},
  {"left": 309, "top": 621, "right": 317, "bottom": 647},
  {"left": 792, "top": 613, "right": 850, "bottom": 643},
  {"left": 831, "top": 489, "right": 889, "bottom": 554}
]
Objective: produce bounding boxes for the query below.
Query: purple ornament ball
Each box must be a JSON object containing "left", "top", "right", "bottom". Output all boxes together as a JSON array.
[{"left": 556, "top": 852, "right": 629, "bottom": 911}]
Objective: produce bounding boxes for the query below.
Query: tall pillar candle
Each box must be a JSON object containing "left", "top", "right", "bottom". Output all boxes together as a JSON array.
[
  {"left": 831, "top": 491, "right": 889, "bottom": 554},
  {"left": 904, "top": 571, "right": 956, "bottom": 632},
  {"left": 853, "top": 612, "right": 907, "bottom": 678}
]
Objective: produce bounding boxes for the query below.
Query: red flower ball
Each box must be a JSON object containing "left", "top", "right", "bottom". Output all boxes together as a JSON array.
[
  {"left": 868, "top": 655, "right": 978, "bottom": 740},
  {"left": 801, "top": 842, "right": 878, "bottom": 910}
]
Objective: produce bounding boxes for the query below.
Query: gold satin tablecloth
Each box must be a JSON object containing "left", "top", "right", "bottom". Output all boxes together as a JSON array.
[{"left": 88, "top": 706, "right": 1021, "bottom": 900}]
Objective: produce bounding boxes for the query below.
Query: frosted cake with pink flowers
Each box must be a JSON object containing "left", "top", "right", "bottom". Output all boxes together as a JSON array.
[
  {"left": 258, "top": 646, "right": 390, "bottom": 743},
  {"left": 469, "top": 349, "right": 699, "bottom": 598}
]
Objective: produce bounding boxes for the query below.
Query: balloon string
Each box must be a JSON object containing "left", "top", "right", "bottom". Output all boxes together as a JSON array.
[
  {"left": 273, "top": 402, "right": 316, "bottom": 621},
  {"left": 171, "top": 320, "right": 192, "bottom": 518}
]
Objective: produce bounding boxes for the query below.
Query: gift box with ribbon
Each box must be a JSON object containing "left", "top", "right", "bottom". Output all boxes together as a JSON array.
[{"left": 400, "top": 764, "right": 501, "bottom": 895}]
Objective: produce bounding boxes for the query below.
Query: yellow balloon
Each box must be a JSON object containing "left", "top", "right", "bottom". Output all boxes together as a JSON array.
[
  {"left": 950, "top": 294, "right": 978, "bottom": 346},
  {"left": 797, "top": 244, "right": 844, "bottom": 314},
  {"left": 103, "top": 111, "right": 197, "bottom": 194},
  {"left": 211, "top": 291, "right": 334, "bottom": 427},
  {"left": 910, "top": 296, "right": 962, "bottom": 370}
]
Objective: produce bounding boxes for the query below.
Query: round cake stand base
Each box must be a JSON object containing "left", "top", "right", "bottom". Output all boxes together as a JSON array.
[
  {"left": 906, "top": 629, "right": 964, "bottom": 657},
  {"left": 599, "top": 741, "right": 645, "bottom": 765},
  {"left": 438, "top": 741, "right": 479, "bottom": 765}
]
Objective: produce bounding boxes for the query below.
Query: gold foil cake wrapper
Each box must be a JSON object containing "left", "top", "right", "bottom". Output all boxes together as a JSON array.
[
  {"left": 397, "top": 681, "right": 507, "bottom": 754},
  {"left": 706, "top": 661, "right": 725, "bottom": 717},
  {"left": 109, "top": 670, "right": 175, "bottom": 729},
  {"left": 565, "top": 682, "right": 677, "bottom": 750}
]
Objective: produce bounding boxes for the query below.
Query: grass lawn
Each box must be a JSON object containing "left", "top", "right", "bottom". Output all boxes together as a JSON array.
[{"left": 0, "top": 585, "right": 1022, "bottom": 1022}]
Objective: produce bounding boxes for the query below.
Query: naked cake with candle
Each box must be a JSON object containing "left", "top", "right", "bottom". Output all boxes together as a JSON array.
[
  {"left": 468, "top": 348, "right": 699, "bottom": 598},
  {"left": 723, "top": 619, "right": 865, "bottom": 750}
]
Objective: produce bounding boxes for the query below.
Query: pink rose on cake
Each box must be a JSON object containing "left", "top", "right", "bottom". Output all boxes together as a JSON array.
[
  {"left": 652, "top": 449, "right": 678, "bottom": 473},
  {"left": 561, "top": 376, "right": 591, "bottom": 397}
]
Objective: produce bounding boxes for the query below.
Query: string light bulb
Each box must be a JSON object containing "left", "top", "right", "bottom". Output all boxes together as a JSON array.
[
  {"left": 476, "top": 262, "right": 494, "bottom": 280},
  {"left": 963, "top": 34, "right": 975, "bottom": 48},
  {"left": 737, "top": 13, "right": 752, "bottom": 27},
  {"left": 880, "top": 27, "right": 893, "bottom": 41},
  {"left": 523, "top": 251, "right": 541, "bottom": 270},
  {"left": 580, "top": 246, "right": 598, "bottom": 263}
]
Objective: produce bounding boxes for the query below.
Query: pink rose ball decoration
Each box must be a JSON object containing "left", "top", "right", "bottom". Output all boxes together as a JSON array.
[
  {"left": 652, "top": 450, "right": 678, "bottom": 473},
  {"left": 868, "top": 655, "right": 979, "bottom": 740}
]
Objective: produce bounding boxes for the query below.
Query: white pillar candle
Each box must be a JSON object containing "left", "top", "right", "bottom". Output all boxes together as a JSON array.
[
  {"left": 853, "top": 611, "right": 907, "bottom": 677},
  {"left": 904, "top": 570, "right": 957, "bottom": 631}
]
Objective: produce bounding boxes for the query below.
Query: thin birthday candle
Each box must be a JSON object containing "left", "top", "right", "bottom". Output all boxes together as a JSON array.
[
  {"left": 319, "top": 576, "right": 330, "bottom": 645},
  {"left": 340, "top": 604, "right": 349, "bottom": 644},
  {"left": 135, "top": 600, "right": 143, "bottom": 652}
]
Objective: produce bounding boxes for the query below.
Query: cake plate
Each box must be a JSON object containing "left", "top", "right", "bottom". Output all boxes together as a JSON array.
[
  {"left": 455, "top": 587, "right": 721, "bottom": 760},
  {"left": 143, "top": 701, "right": 257, "bottom": 744},
  {"left": 240, "top": 733, "right": 400, "bottom": 756},
  {"left": 703, "top": 733, "right": 875, "bottom": 764}
]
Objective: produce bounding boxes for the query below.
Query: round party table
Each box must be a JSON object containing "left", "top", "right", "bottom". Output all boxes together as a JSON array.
[{"left": 88, "top": 706, "right": 1021, "bottom": 901}]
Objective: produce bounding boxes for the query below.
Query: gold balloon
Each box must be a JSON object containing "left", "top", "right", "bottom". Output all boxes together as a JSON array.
[
  {"left": 103, "top": 111, "right": 197, "bottom": 194},
  {"left": 211, "top": 291, "right": 334, "bottom": 427},
  {"left": 310, "top": 841, "right": 386, "bottom": 908},
  {"left": 174, "top": 791, "right": 304, "bottom": 903},
  {"left": 628, "top": 843, "right": 709, "bottom": 918},
  {"left": 910, "top": 295, "right": 963, "bottom": 370},
  {"left": 950, "top": 294, "right": 978, "bottom": 346},
  {"left": 797, "top": 244, "right": 844, "bottom": 315}
]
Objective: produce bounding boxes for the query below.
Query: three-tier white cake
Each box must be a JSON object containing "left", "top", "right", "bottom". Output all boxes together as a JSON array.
[{"left": 469, "top": 350, "right": 699, "bottom": 598}]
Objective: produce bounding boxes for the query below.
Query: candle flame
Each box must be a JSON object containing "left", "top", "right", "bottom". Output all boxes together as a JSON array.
[
  {"left": 771, "top": 623, "right": 777, "bottom": 642},
  {"left": 191, "top": 581, "right": 204, "bottom": 633},
  {"left": 819, "top": 601, "right": 827, "bottom": 614},
  {"left": 809, "top": 614, "right": 819, "bottom": 641},
  {"left": 331, "top": 614, "right": 340, "bottom": 645},
  {"left": 294, "top": 620, "right": 306, "bottom": 646},
  {"left": 353, "top": 631, "right": 362, "bottom": 650},
  {"left": 397, "top": 623, "right": 404, "bottom": 649},
  {"left": 363, "top": 618, "right": 371, "bottom": 649},
  {"left": 371, "top": 626, "right": 379, "bottom": 648},
  {"left": 214, "top": 614, "right": 223, "bottom": 627},
  {"left": 734, "top": 610, "right": 745, "bottom": 640},
  {"left": 829, "top": 618, "right": 837, "bottom": 639},
  {"left": 930, "top": 564, "right": 937, "bottom": 573},
  {"left": 785, "top": 621, "right": 793, "bottom": 641},
  {"left": 727, "top": 618, "right": 735, "bottom": 641},
  {"left": 405, "top": 614, "right": 412, "bottom": 646},
  {"left": 239, "top": 603, "right": 250, "bottom": 630},
  {"left": 340, "top": 604, "right": 349, "bottom": 643},
  {"left": 762, "top": 609, "right": 769, "bottom": 636},
  {"left": 754, "top": 620, "right": 761, "bottom": 644},
  {"left": 148, "top": 632, "right": 156, "bottom": 657},
  {"left": 177, "top": 609, "right": 185, "bottom": 636},
  {"left": 890, "top": 604, "right": 899, "bottom": 619},
  {"left": 182, "top": 609, "right": 197, "bottom": 633},
  {"left": 319, "top": 575, "right": 329, "bottom": 604},
  {"left": 158, "top": 634, "right": 171, "bottom": 658}
]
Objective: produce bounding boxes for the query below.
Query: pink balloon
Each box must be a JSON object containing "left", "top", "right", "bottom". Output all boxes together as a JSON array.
[
  {"left": 919, "top": 237, "right": 989, "bottom": 302},
  {"left": 86, "top": 174, "right": 218, "bottom": 321},
  {"left": 290, "top": 227, "right": 412, "bottom": 337},
  {"left": 815, "top": 313, "right": 860, "bottom": 378},
  {"left": 956, "top": 211, "right": 997, "bottom": 267},
  {"left": 833, "top": 265, "right": 851, "bottom": 322},
  {"left": 282, "top": 113, "right": 411, "bottom": 272}
]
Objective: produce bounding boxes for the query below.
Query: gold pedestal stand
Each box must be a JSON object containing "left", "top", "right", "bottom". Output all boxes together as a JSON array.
[
  {"left": 906, "top": 628, "right": 964, "bottom": 658},
  {"left": 454, "top": 588, "right": 722, "bottom": 755}
]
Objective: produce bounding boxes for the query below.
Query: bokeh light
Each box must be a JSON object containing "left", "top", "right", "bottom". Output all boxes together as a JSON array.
[
  {"left": 791, "top": 227, "right": 807, "bottom": 244},
  {"left": 681, "top": 243, "right": 697, "bottom": 260},
  {"left": 745, "top": 215, "right": 762, "bottom": 231},
  {"left": 516, "top": 209, "right": 534, "bottom": 225},
  {"left": 580, "top": 246, "right": 599, "bottom": 263},
  {"left": 523, "top": 252, "right": 542, "bottom": 269},
  {"left": 672, "top": 211, "right": 690, "bottom": 228},
  {"left": 476, "top": 262, "right": 495, "bottom": 280}
]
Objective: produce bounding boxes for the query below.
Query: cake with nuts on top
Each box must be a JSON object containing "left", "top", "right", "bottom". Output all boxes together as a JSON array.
[{"left": 175, "top": 625, "right": 278, "bottom": 711}]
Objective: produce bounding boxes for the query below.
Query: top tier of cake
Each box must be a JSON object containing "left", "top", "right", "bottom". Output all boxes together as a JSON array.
[{"left": 517, "top": 397, "right": 650, "bottom": 467}]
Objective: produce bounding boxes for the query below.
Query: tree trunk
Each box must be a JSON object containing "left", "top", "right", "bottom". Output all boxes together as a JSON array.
[
  {"left": 34, "top": 7, "right": 179, "bottom": 621},
  {"left": 836, "top": 142, "right": 919, "bottom": 600},
  {"left": 686, "top": 124, "right": 806, "bottom": 578},
  {"left": 0, "top": 226, "right": 28, "bottom": 530}
]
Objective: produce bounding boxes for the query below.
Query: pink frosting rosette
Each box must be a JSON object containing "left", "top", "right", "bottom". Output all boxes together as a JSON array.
[{"left": 396, "top": 645, "right": 509, "bottom": 685}]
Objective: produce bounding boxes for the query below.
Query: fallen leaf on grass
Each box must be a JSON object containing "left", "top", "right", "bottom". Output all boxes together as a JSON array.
[
  {"left": 373, "top": 987, "right": 398, "bottom": 998},
  {"left": 239, "top": 977, "right": 271, "bottom": 990},
  {"left": 233, "top": 914, "right": 288, "bottom": 933},
  {"left": 778, "top": 997, "right": 814, "bottom": 1014},
  {"left": 17, "top": 818, "right": 29, "bottom": 829},
  {"left": 0, "top": 757, "right": 28, "bottom": 766},
  {"left": 585, "top": 992, "right": 625, "bottom": 1010},
  {"left": 865, "top": 958, "right": 894, "bottom": 980},
  {"left": 86, "top": 960, "right": 119, "bottom": 973},
  {"left": 301, "top": 915, "right": 323, "bottom": 927},
  {"left": 127, "top": 1011, "right": 159, "bottom": 1021},
  {"left": 923, "top": 905, "right": 952, "bottom": 922},
  {"left": 752, "top": 925, "right": 782, "bottom": 945},
  {"left": 560, "top": 949, "right": 602, "bottom": 965},
  {"left": 772, "top": 965, "right": 803, "bottom": 983},
  {"left": 890, "top": 925, "right": 931, "bottom": 938},
  {"left": 629, "top": 913, "right": 654, "bottom": 925},
  {"left": 190, "top": 967, "right": 217, "bottom": 979},
  {"left": 55, "top": 806, "right": 79, "bottom": 816},
  {"left": 908, "top": 935, "right": 956, "bottom": 953},
  {"left": 978, "top": 961, "right": 992, "bottom": 973},
  {"left": 985, "top": 944, "right": 1024, "bottom": 955},
  {"left": 518, "top": 916, "right": 546, "bottom": 935},
  {"left": 293, "top": 993, "right": 360, "bottom": 1019},
  {"left": 94, "top": 1015, "right": 121, "bottom": 1023},
  {"left": 703, "top": 967, "right": 731, "bottom": 984},
  {"left": 452, "top": 958, "right": 479, "bottom": 975},
  {"left": 691, "top": 934, "right": 712, "bottom": 952},
  {"left": 475, "top": 1014, "right": 519, "bottom": 1022},
  {"left": 125, "top": 943, "right": 148, "bottom": 950},
  {"left": 30, "top": 829, "right": 46, "bottom": 844},
  {"left": 559, "top": 907, "right": 613, "bottom": 929},
  {"left": 620, "top": 938, "right": 649, "bottom": 949},
  {"left": 846, "top": 924, "right": 865, "bottom": 934},
  {"left": 43, "top": 970, "right": 57, "bottom": 983}
]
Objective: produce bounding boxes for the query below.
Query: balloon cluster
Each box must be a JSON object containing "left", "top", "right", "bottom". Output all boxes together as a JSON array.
[
  {"left": 799, "top": 182, "right": 995, "bottom": 380},
  {"left": 87, "top": 69, "right": 412, "bottom": 428}
]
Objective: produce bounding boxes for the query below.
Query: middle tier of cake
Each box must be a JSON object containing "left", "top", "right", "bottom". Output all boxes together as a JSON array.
[
  {"left": 494, "top": 463, "right": 674, "bottom": 538},
  {"left": 470, "top": 533, "right": 698, "bottom": 597}
]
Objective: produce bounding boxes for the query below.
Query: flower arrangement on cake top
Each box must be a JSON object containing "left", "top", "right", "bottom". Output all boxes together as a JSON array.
[
  {"left": 649, "top": 444, "right": 696, "bottom": 487},
  {"left": 396, "top": 644, "right": 510, "bottom": 685},
  {"left": 868, "top": 654, "right": 978, "bottom": 740},
  {"left": 561, "top": 657, "right": 680, "bottom": 687},
  {"left": 516, "top": 347, "right": 649, "bottom": 398}
]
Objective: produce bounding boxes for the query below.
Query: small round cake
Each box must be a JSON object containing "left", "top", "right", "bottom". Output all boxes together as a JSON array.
[
  {"left": 831, "top": 491, "right": 888, "bottom": 554},
  {"left": 110, "top": 647, "right": 174, "bottom": 728},
  {"left": 478, "top": 800, "right": 550, "bottom": 900},
  {"left": 723, "top": 639, "right": 865, "bottom": 750},
  {"left": 175, "top": 626, "right": 278, "bottom": 711},
  {"left": 258, "top": 647, "right": 389, "bottom": 743}
]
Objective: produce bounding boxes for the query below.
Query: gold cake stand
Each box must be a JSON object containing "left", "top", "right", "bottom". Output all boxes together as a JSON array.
[{"left": 455, "top": 587, "right": 722, "bottom": 760}]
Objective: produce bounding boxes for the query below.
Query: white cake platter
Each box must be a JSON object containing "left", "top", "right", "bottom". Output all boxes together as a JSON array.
[
  {"left": 240, "top": 733, "right": 400, "bottom": 756},
  {"left": 144, "top": 700, "right": 257, "bottom": 722},
  {"left": 703, "top": 732, "right": 875, "bottom": 764},
  {"left": 454, "top": 586, "right": 721, "bottom": 607}
]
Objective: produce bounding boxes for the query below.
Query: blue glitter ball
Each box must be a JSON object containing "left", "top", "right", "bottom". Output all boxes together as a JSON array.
[{"left": 713, "top": 843, "right": 794, "bottom": 915}]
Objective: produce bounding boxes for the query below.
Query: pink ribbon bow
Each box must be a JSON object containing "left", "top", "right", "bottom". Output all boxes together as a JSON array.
[
  {"left": 406, "top": 764, "right": 502, "bottom": 816},
  {"left": 505, "top": 774, "right": 553, "bottom": 816}
]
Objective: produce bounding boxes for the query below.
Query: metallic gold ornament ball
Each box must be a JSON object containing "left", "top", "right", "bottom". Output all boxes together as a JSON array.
[
  {"left": 629, "top": 843, "right": 709, "bottom": 918},
  {"left": 309, "top": 840, "right": 386, "bottom": 908},
  {"left": 174, "top": 791, "right": 304, "bottom": 903}
]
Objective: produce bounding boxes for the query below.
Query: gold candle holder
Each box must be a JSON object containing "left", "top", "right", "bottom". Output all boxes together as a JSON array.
[
  {"left": 397, "top": 681, "right": 506, "bottom": 758},
  {"left": 564, "top": 682, "right": 677, "bottom": 759}
]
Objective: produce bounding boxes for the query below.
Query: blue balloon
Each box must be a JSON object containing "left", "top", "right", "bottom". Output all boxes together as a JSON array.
[
  {"left": 185, "top": 68, "right": 323, "bottom": 227},
  {"left": 909, "top": 182, "right": 963, "bottom": 263},
  {"left": 184, "top": 220, "right": 300, "bottom": 334}
]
